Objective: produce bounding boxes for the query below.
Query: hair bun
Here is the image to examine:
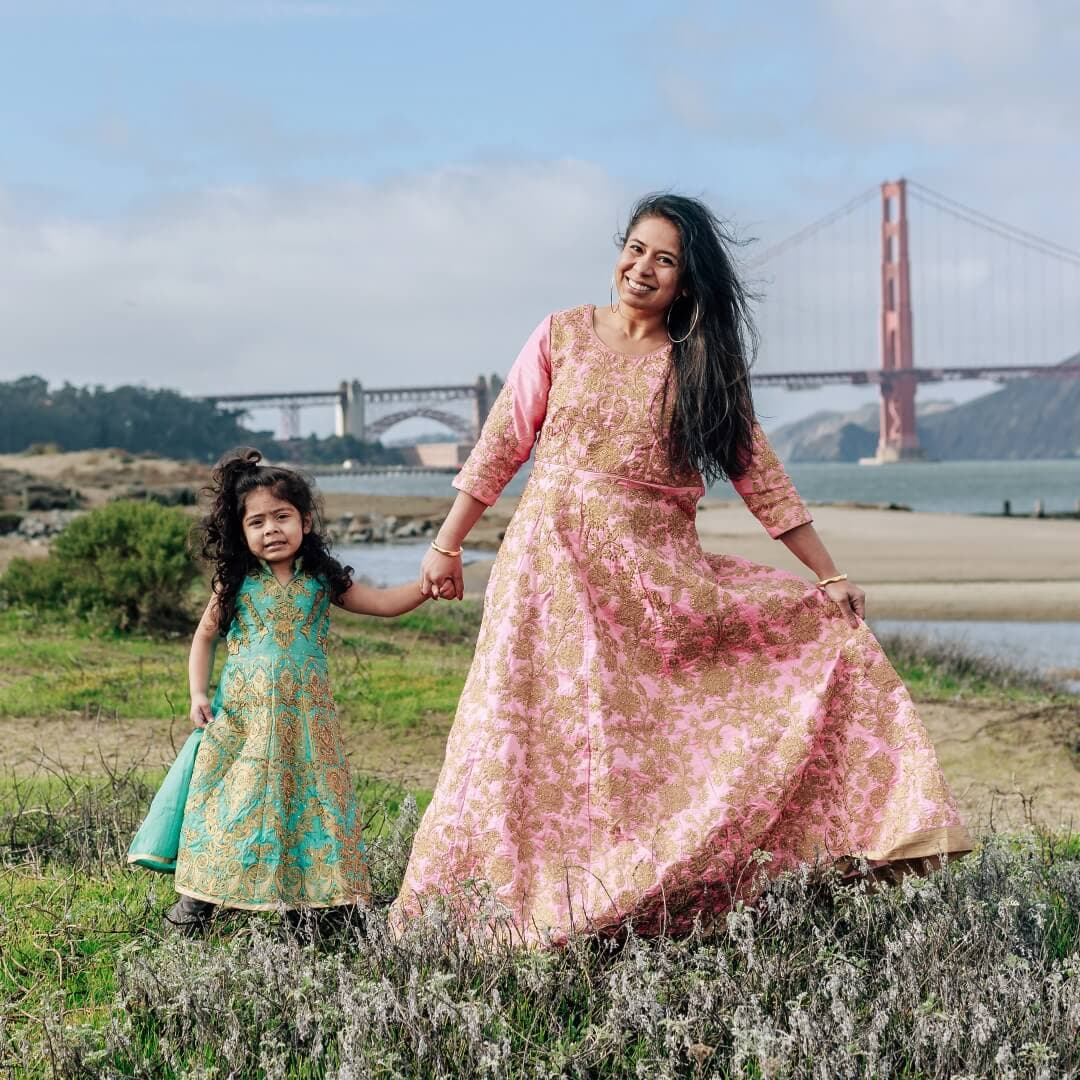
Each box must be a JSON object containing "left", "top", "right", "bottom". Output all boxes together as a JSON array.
[
  {"left": 213, "top": 447, "right": 263, "bottom": 486},
  {"left": 218, "top": 446, "right": 262, "bottom": 470}
]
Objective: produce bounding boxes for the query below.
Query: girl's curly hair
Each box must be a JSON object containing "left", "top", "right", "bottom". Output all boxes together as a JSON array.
[{"left": 196, "top": 447, "right": 353, "bottom": 638}]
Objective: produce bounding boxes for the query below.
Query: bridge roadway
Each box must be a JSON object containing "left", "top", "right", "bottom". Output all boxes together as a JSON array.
[
  {"left": 754, "top": 361, "right": 1080, "bottom": 388},
  {"left": 199, "top": 385, "right": 479, "bottom": 409},
  {"left": 199, "top": 361, "right": 1080, "bottom": 405}
]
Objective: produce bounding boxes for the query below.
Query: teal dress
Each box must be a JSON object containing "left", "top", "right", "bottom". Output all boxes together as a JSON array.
[{"left": 168, "top": 564, "right": 369, "bottom": 910}]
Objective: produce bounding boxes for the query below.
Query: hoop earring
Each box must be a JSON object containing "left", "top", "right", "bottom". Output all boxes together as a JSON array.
[
  {"left": 609, "top": 276, "right": 620, "bottom": 314},
  {"left": 667, "top": 298, "right": 700, "bottom": 344}
]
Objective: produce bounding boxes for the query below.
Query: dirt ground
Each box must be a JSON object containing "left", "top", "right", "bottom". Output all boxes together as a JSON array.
[
  {"left": 4, "top": 698, "right": 1077, "bottom": 837},
  {"left": 0, "top": 449, "right": 204, "bottom": 505}
]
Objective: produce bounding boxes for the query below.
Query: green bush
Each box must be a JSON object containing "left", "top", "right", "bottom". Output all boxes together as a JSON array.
[{"left": 0, "top": 500, "right": 198, "bottom": 633}]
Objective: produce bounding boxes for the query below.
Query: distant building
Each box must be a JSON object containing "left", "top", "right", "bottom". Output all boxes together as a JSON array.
[{"left": 400, "top": 442, "right": 472, "bottom": 467}]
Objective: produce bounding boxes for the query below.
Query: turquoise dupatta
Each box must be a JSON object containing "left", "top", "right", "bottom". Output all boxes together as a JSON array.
[{"left": 127, "top": 729, "right": 203, "bottom": 874}]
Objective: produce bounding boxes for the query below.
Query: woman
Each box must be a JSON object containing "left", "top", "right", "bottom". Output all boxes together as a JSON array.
[{"left": 392, "top": 194, "right": 971, "bottom": 944}]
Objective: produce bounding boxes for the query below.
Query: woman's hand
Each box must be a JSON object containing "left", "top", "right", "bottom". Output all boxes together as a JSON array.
[
  {"left": 821, "top": 579, "right": 866, "bottom": 629},
  {"left": 190, "top": 693, "right": 214, "bottom": 728},
  {"left": 420, "top": 547, "right": 464, "bottom": 602}
]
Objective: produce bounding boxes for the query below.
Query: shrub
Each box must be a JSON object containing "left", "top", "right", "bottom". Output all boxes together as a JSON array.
[{"left": 0, "top": 500, "right": 198, "bottom": 633}]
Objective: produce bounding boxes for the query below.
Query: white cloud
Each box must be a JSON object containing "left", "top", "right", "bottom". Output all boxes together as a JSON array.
[{"left": 0, "top": 163, "right": 626, "bottom": 416}]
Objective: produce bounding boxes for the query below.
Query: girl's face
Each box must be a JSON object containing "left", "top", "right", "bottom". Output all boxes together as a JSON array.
[
  {"left": 613, "top": 215, "right": 684, "bottom": 317},
  {"left": 241, "top": 487, "right": 310, "bottom": 567}
]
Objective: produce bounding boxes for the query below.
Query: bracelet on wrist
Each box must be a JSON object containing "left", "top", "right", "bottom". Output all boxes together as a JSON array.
[
  {"left": 430, "top": 540, "right": 463, "bottom": 558},
  {"left": 815, "top": 573, "right": 848, "bottom": 589}
]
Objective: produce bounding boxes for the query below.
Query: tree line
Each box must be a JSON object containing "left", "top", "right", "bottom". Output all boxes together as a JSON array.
[{"left": 0, "top": 376, "right": 403, "bottom": 464}]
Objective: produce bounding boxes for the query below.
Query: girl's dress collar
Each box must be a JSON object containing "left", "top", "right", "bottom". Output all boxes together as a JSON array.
[{"left": 256, "top": 556, "right": 304, "bottom": 582}]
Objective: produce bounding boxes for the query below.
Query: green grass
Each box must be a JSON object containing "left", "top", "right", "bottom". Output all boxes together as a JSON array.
[
  {"left": 0, "top": 768, "right": 429, "bottom": 1070},
  {"left": 0, "top": 604, "right": 1065, "bottom": 733},
  {"left": 0, "top": 603, "right": 483, "bottom": 728},
  {"left": 875, "top": 629, "right": 1063, "bottom": 703},
  {"left": 0, "top": 868, "right": 154, "bottom": 1039}
]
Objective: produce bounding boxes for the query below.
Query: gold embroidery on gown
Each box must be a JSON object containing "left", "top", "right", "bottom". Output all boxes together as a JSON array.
[
  {"left": 391, "top": 306, "right": 971, "bottom": 942},
  {"left": 174, "top": 566, "right": 370, "bottom": 910}
]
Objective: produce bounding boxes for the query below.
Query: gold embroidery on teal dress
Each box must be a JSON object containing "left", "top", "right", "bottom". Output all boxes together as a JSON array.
[{"left": 174, "top": 564, "right": 371, "bottom": 909}]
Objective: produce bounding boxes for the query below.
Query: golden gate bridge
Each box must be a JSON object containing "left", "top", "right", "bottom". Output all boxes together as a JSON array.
[{"left": 201, "top": 178, "right": 1080, "bottom": 461}]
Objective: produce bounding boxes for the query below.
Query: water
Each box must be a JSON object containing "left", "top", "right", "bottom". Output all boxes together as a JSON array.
[
  {"left": 872, "top": 619, "right": 1080, "bottom": 692},
  {"left": 780, "top": 460, "right": 1080, "bottom": 516},
  {"left": 317, "top": 459, "right": 1080, "bottom": 516},
  {"left": 335, "top": 541, "right": 491, "bottom": 587}
]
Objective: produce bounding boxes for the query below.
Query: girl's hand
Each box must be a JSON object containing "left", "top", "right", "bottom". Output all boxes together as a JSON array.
[
  {"left": 821, "top": 580, "right": 866, "bottom": 629},
  {"left": 190, "top": 694, "right": 214, "bottom": 728},
  {"left": 420, "top": 547, "right": 464, "bottom": 602}
]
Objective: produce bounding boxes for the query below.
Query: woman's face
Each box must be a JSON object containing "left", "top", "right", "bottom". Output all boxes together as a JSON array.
[{"left": 613, "top": 214, "right": 684, "bottom": 316}]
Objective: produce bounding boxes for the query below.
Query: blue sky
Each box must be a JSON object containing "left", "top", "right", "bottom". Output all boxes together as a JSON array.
[{"left": 2, "top": 0, "right": 1078, "bottom": 435}]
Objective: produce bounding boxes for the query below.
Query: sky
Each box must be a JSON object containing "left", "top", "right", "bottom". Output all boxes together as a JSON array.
[{"left": 2, "top": 0, "right": 1078, "bottom": 437}]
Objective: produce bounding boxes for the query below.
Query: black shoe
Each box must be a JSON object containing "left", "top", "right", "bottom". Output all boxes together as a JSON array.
[
  {"left": 163, "top": 895, "right": 216, "bottom": 937},
  {"left": 282, "top": 904, "right": 366, "bottom": 942}
]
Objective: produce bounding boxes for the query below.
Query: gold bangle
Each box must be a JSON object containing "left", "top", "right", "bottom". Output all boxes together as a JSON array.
[
  {"left": 815, "top": 573, "right": 848, "bottom": 589},
  {"left": 430, "top": 540, "right": 463, "bottom": 558}
]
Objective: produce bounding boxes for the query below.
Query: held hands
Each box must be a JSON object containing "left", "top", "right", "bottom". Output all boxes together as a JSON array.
[
  {"left": 420, "top": 545, "right": 464, "bottom": 602},
  {"left": 190, "top": 694, "right": 214, "bottom": 728},
  {"left": 820, "top": 579, "right": 866, "bottom": 629}
]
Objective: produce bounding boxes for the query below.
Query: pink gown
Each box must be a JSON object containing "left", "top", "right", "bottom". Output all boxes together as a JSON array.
[{"left": 391, "top": 305, "right": 971, "bottom": 943}]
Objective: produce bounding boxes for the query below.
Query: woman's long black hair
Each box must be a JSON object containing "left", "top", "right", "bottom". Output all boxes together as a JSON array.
[
  {"left": 621, "top": 193, "right": 758, "bottom": 483},
  {"left": 196, "top": 447, "right": 353, "bottom": 638}
]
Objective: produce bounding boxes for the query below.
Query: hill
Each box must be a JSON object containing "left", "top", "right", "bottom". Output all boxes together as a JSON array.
[{"left": 769, "top": 359, "right": 1080, "bottom": 461}]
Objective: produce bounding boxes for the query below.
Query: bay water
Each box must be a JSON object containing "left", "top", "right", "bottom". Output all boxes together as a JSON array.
[{"left": 319, "top": 458, "right": 1080, "bottom": 515}]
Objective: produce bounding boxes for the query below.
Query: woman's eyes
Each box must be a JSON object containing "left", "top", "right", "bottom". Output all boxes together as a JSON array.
[{"left": 627, "top": 243, "right": 674, "bottom": 266}]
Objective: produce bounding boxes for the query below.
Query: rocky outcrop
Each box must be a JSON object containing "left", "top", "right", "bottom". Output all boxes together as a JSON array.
[
  {"left": 0, "top": 468, "right": 80, "bottom": 511},
  {"left": 327, "top": 512, "right": 441, "bottom": 545}
]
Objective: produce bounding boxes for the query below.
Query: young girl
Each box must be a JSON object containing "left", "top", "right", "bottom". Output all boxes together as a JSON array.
[{"left": 129, "top": 447, "right": 430, "bottom": 932}]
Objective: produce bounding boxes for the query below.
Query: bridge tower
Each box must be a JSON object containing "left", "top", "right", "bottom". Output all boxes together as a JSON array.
[
  {"left": 334, "top": 380, "right": 366, "bottom": 441},
  {"left": 875, "top": 179, "right": 921, "bottom": 461},
  {"left": 280, "top": 403, "right": 302, "bottom": 441}
]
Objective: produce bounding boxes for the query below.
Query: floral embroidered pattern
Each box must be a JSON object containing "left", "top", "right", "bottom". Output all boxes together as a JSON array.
[
  {"left": 391, "top": 305, "right": 970, "bottom": 944},
  {"left": 175, "top": 568, "right": 370, "bottom": 910},
  {"left": 730, "top": 423, "right": 814, "bottom": 538}
]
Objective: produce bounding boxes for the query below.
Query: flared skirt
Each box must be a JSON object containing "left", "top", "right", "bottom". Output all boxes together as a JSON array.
[
  {"left": 174, "top": 654, "right": 370, "bottom": 910},
  {"left": 391, "top": 464, "right": 970, "bottom": 942}
]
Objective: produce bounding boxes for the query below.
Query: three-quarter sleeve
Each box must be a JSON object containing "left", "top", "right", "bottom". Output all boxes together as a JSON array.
[
  {"left": 452, "top": 315, "right": 553, "bottom": 506},
  {"left": 730, "top": 423, "right": 813, "bottom": 539}
]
